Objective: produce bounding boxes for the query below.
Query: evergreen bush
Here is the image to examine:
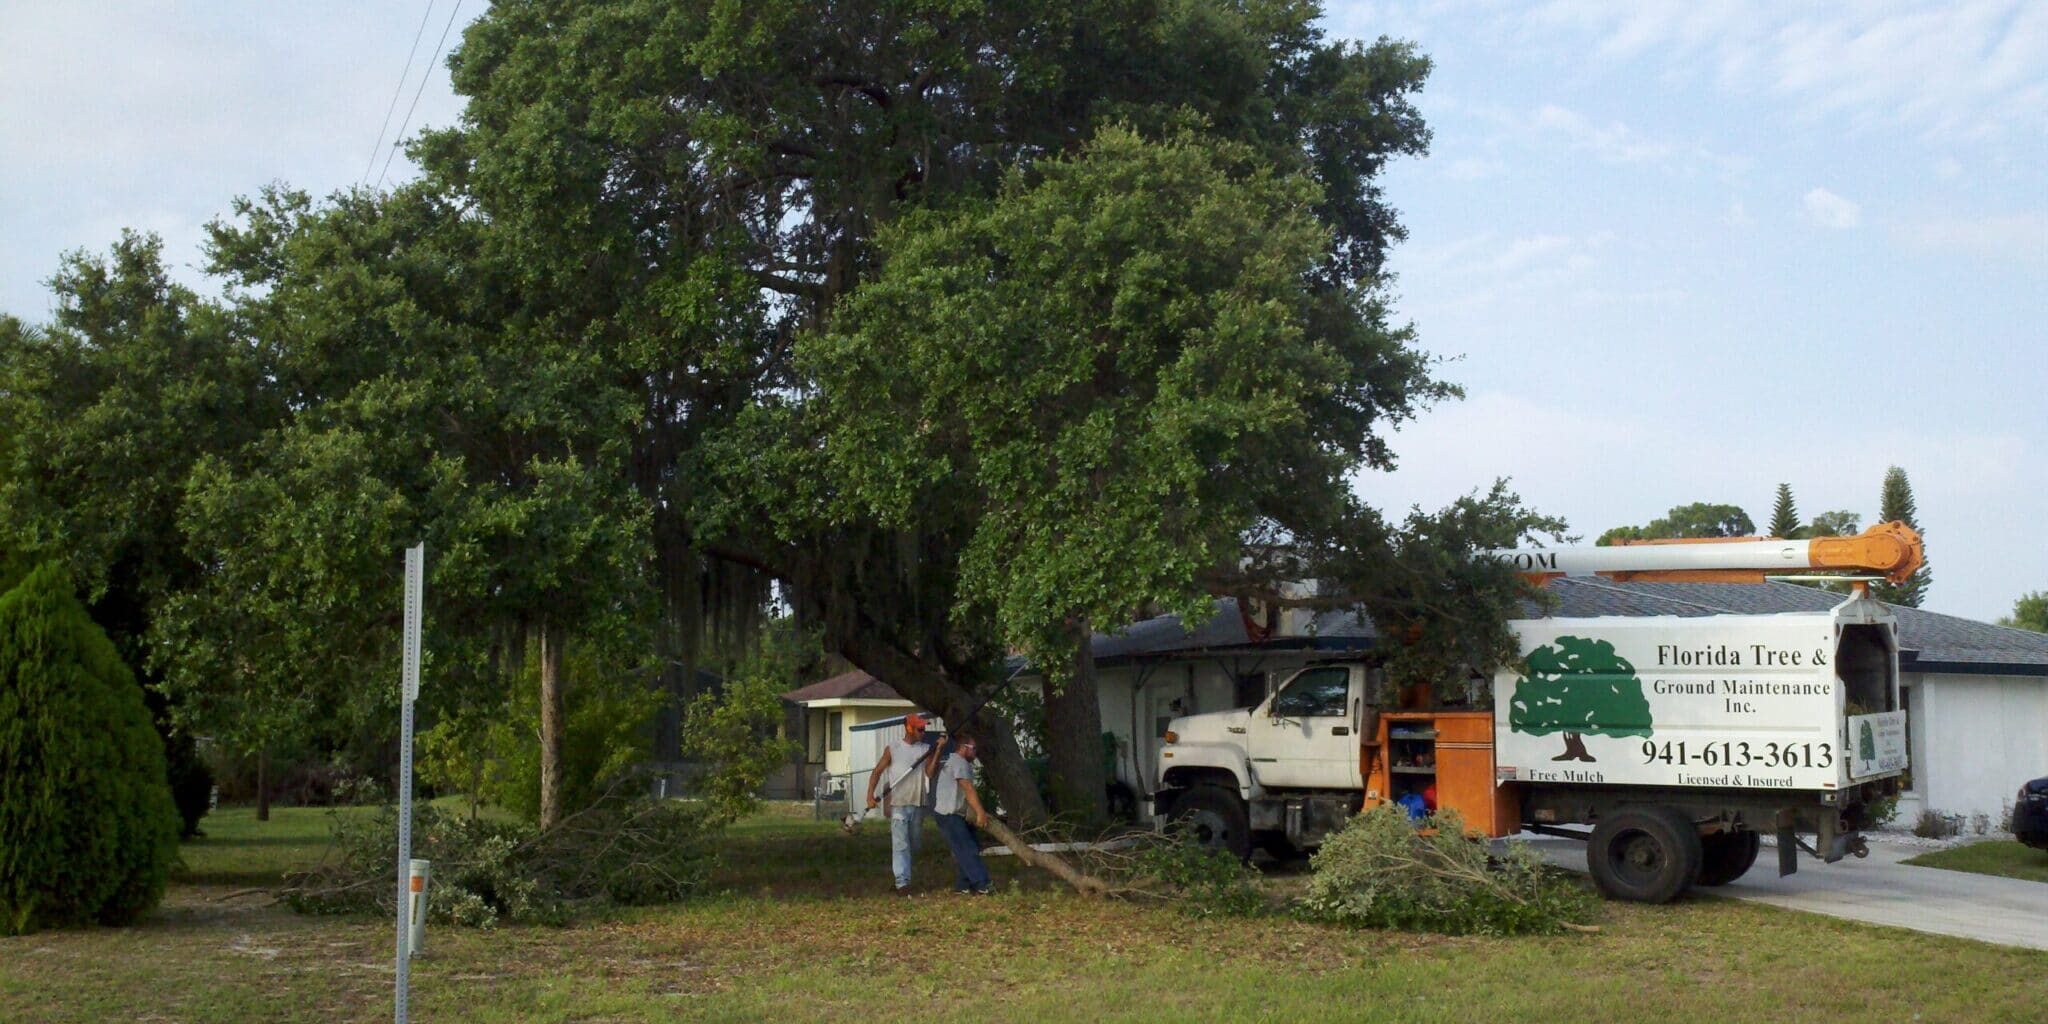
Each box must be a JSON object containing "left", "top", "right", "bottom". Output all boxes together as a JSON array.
[{"left": 0, "top": 563, "right": 181, "bottom": 934}]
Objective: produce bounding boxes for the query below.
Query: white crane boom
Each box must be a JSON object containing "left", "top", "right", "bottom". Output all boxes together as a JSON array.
[{"left": 1488, "top": 521, "right": 1924, "bottom": 585}]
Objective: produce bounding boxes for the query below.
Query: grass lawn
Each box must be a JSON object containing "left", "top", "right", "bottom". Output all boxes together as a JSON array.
[
  {"left": 6, "top": 802, "right": 2046, "bottom": 1023},
  {"left": 1904, "top": 839, "right": 2048, "bottom": 883}
]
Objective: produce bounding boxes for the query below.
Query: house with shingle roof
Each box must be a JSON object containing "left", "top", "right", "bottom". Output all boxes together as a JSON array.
[
  {"left": 1045, "top": 582, "right": 2048, "bottom": 825},
  {"left": 781, "top": 669, "right": 928, "bottom": 791}
]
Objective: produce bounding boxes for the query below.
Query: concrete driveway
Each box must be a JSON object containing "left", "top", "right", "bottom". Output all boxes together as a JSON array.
[{"left": 1518, "top": 836, "right": 2048, "bottom": 950}]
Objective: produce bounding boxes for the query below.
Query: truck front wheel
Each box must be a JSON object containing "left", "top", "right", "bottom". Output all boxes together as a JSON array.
[
  {"left": 1587, "top": 806, "right": 1702, "bottom": 903},
  {"left": 1694, "top": 829, "right": 1761, "bottom": 887},
  {"left": 1173, "top": 785, "right": 1252, "bottom": 861}
]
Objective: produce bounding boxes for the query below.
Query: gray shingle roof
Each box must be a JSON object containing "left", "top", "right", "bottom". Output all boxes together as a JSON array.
[
  {"left": 1082, "top": 582, "right": 2048, "bottom": 676},
  {"left": 1080, "top": 598, "right": 1377, "bottom": 666},
  {"left": 781, "top": 670, "right": 905, "bottom": 704}
]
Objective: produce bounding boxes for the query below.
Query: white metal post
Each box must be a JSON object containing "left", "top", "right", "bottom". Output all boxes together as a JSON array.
[
  {"left": 407, "top": 859, "right": 431, "bottom": 956},
  {"left": 395, "top": 543, "right": 424, "bottom": 1024}
]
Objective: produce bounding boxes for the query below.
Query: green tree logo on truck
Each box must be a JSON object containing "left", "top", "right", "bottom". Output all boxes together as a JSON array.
[
  {"left": 1509, "top": 636, "right": 1653, "bottom": 763},
  {"left": 1858, "top": 720, "right": 1877, "bottom": 762}
]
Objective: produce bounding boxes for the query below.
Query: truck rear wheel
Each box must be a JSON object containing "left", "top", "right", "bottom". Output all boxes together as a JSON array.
[
  {"left": 1173, "top": 785, "right": 1252, "bottom": 861},
  {"left": 1694, "top": 829, "right": 1761, "bottom": 886},
  {"left": 1587, "top": 806, "right": 1702, "bottom": 903}
]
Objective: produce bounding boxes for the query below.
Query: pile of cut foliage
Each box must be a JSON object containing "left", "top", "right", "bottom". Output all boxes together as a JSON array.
[
  {"left": 1298, "top": 806, "right": 1598, "bottom": 936},
  {"left": 284, "top": 800, "right": 717, "bottom": 926}
]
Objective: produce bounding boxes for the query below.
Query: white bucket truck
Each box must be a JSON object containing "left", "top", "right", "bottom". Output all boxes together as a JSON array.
[{"left": 1155, "top": 525, "right": 1920, "bottom": 902}]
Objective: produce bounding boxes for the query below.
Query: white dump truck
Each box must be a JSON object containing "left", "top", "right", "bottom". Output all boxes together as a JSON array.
[{"left": 1154, "top": 524, "right": 1921, "bottom": 902}]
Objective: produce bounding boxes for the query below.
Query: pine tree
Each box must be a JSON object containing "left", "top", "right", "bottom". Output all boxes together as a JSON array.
[
  {"left": 0, "top": 563, "right": 180, "bottom": 934},
  {"left": 1768, "top": 483, "right": 1803, "bottom": 539},
  {"left": 1874, "top": 466, "right": 1931, "bottom": 607},
  {"left": 2002, "top": 591, "right": 2048, "bottom": 633}
]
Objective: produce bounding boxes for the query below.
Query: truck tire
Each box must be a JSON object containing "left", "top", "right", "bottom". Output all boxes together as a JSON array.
[
  {"left": 1694, "top": 829, "right": 1761, "bottom": 887},
  {"left": 1587, "top": 806, "right": 1702, "bottom": 904},
  {"left": 1174, "top": 785, "right": 1252, "bottom": 861}
]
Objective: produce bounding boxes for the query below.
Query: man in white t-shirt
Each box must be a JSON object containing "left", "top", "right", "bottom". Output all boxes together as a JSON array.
[
  {"left": 931, "top": 731, "right": 992, "bottom": 895},
  {"left": 864, "top": 713, "right": 936, "bottom": 893}
]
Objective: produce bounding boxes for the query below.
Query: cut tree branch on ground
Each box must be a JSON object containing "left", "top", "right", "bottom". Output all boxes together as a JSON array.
[{"left": 978, "top": 816, "right": 1112, "bottom": 896}]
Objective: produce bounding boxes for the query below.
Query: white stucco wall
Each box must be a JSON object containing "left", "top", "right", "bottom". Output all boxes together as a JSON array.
[{"left": 1904, "top": 672, "right": 2048, "bottom": 823}]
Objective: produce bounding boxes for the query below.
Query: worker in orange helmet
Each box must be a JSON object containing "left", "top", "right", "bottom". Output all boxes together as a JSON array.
[{"left": 865, "top": 712, "right": 937, "bottom": 894}]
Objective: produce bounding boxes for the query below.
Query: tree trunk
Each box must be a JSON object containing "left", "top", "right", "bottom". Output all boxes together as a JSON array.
[
  {"left": 979, "top": 815, "right": 1109, "bottom": 896},
  {"left": 957, "top": 697, "right": 1048, "bottom": 829},
  {"left": 1042, "top": 624, "right": 1108, "bottom": 825},
  {"left": 1554, "top": 732, "right": 1594, "bottom": 763},
  {"left": 835, "top": 629, "right": 1052, "bottom": 828},
  {"left": 255, "top": 747, "right": 270, "bottom": 822},
  {"left": 538, "top": 622, "right": 567, "bottom": 831}
]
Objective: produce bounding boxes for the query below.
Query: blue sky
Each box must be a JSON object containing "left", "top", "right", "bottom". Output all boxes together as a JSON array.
[{"left": 2, "top": 2, "right": 2042, "bottom": 619}]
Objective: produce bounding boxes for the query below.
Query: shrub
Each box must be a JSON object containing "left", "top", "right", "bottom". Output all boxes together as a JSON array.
[
  {"left": 0, "top": 563, "right": 181, "bottom": 935},
  {"left": 1912, "top": 809, "right": 1959, "bottom": 840},
  {"left": 416, "top": 671, "right": 660, "bottom": 823},
  {"left": 675, "top": 629, "right": 807, "bottom": 826},
  {"left": 163, "top": 728, "right": 216, "bottom": 837},
  {"left": 1859, "top": 791, "right": 1900, "bottom": 829},
  {"left": 285, "top": 799, "right": 718, "bottom": 926},
  {"left": 1298, "top": 805, "right": 1597, "bottom": 936},
  {"left": 139, "top": 683, "right": 214, "bottom": 838}
]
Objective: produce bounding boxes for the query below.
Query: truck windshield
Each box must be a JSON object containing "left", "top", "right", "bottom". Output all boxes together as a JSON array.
[{"left": 1271, "top": 667, "right": 1349, "bottom": 718}]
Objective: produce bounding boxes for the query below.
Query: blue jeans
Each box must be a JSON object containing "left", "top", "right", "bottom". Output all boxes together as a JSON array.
[
  {"left": 889, "top": 806, "right": 924, "bottom": 888},
  {"left": 935, "top": 812, "right": 990, "bottom": 892}
]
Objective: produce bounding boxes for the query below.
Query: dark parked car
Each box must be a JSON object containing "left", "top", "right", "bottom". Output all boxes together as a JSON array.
[{"left": 2015, "top": 777, "right": 2048, "bottom": 850}]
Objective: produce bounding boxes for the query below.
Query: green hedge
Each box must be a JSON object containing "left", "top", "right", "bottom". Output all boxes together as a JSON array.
[{"left": 0, "top": 563, "right": 180, "bottom": 934}]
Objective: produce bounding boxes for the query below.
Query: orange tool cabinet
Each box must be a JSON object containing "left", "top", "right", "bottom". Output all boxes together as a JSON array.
[{"left": 1361, "top": 711, "right": 1519, "bottom": 837}]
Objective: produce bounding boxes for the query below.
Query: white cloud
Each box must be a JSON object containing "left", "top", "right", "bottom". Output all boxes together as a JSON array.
[
  {"left": 1531, "top": 104, "right": 1676, "bottom": 163},
  {"left": 1895, "top": 211, "right": 2048, "bottom": 263},
  {"left": 0, "top": 3, "right": 478, "bottom": 317},
  {"left": 1724, "top": 200, "right": 1754, "bottom": 227},
  {"left": 1488, "top": 234, "right": 1578, "bottom": 274},
  {"left": 1517, "top": 1, "right": 2048, "bottom": 141},
  {"left": 1935, "top": 156, "right": 1967, "bottom": 181},
  {"left": 1801, "top": 187, "right": 1862, "bottom": 229},
  {"left": 1395, "top": 230, "right": 1616, "bottom": 318},
  {"left": 1444, "top": 156, "right": 1507, "bottom": 180}
]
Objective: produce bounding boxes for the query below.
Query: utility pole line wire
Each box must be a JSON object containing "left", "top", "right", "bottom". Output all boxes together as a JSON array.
[
  {"left": 363, "top": 1, "right": 438, "bottom": 187},
  {"left": 376, "top": 0, "right": 466, "bottom": 191}
]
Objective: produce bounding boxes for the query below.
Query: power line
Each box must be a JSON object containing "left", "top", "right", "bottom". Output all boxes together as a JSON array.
[
  {"left": 375, "top": 0, "right": 466, "bottom": 191},
  {"left": 363, "top": 1, "right": 438, "bottom": 188}
]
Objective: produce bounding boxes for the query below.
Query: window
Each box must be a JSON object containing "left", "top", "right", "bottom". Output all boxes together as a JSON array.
[
  {"left": 806, "top": 713, "right": 826, "bottom": 761},
  {"left": 1270, "top": 667, "right": 1351, "bottom": 718},
  {"left": 827, "top": 711, "right": 843, "bottom": 752}
]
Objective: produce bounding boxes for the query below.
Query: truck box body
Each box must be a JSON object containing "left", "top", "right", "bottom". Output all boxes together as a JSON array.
[{"left": 1494, "top": 598, "right": 1909, "bottom": 794}]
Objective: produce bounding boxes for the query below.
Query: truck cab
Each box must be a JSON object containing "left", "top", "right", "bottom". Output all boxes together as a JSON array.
[{"left": 1154, "top": 663, "right": 1377, "bottom": 859}]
